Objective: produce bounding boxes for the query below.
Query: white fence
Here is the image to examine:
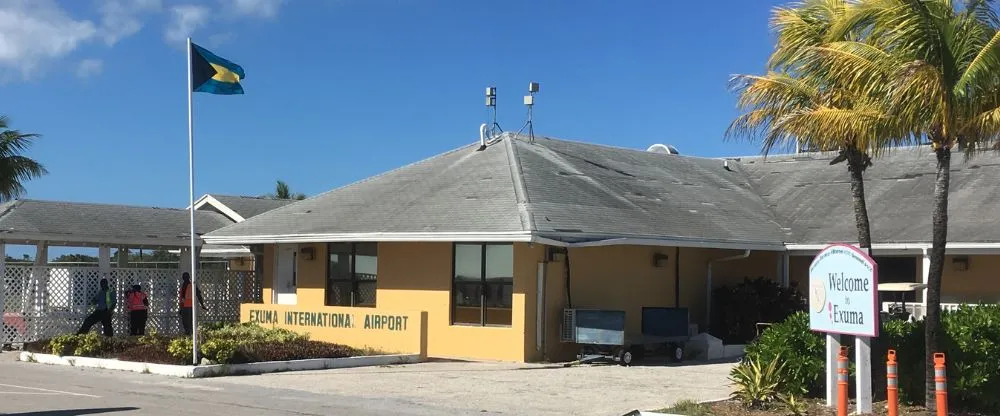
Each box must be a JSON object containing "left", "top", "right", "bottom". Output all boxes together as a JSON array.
[
  {"left": 2, "top": 265, "right": 261, "bottom": 345},
  {"left": 880, "top": 302, "right": 984, "bottom": 320}
]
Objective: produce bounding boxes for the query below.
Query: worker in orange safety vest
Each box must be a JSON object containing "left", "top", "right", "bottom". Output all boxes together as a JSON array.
[
  {"left": 178, "top": 272, "right": 207, "bottom": 336},
  {"left": 125, "top": 284, "right": 149, "bottom": 336}
]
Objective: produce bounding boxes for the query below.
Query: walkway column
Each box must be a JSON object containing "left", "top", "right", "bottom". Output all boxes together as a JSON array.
[
  {"left": 33, "top": 242, "right": 49, "bottom": 323},
  {"left": 98, "top": 245, "right": 111, "bottom": 277},
  {"left": 117, "top": 247, "right": 129, "bottom": 268}
]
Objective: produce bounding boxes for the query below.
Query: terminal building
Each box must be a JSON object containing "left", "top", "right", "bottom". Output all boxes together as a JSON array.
[{"left": 201, "top": 132, "right": 1000, "bottom": 362}]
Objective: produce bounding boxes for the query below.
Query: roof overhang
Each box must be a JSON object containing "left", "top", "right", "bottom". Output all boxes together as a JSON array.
[
  {"left": 169, "top": 245, "right": 251, "bottom": 258},
  {"left": 192, "top": 194, "right": 246, "bottom": 222},
  {"left": 203, "top": 230, "right": 787, "bottom": 251},
  {"left": 203, "top": 231, "right": 536, "bottom": 245},
  {"left": 533, "top": 234, "right": 787, "bottom": 251},
  {"left": 0, "top": 231, "right": 205, "bottom": 249},
  {"left": 786, "top": 242, "right": 1000, "bottom": 256}
]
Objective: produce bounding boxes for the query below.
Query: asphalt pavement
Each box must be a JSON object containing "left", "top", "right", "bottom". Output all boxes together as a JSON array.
[{"left": 0, "top": 352, "right": 482, "bottom": 416}]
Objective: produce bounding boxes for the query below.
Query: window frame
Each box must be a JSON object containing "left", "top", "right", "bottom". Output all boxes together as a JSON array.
[
  {"left": 450, "top": 242, "right": 513, "bottom": 327},
  {"left": 325, "top": 242, "right": 378, "bottom": 308}
]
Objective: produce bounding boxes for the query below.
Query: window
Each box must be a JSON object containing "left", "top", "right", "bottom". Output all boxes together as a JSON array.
[
  {"left": 326, "top": 243, "right": 377, "bottom": 307},
  {"left": 452, "top": 243, "right": 513, "bottom": 326}
]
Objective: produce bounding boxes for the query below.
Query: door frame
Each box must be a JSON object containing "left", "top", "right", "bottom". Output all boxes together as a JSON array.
[{"left": 272, "top": 244, "right": 298, "bottom": 305}]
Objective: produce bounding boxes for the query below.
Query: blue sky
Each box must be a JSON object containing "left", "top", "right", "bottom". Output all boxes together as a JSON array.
[{"left": 3, "top": 0, "right": 786, "bottom": 210}]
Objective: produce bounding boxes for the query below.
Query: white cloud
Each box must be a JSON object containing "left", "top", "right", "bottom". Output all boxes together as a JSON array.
[
  {"left": 0, "top": 0, "right": 98, "bottom": 78},
  {"left": 222, "top": 0, "right": 284, "bottom": 18},
  {"left": 164, "top": 5, "right": 210, "bottom": 45},
  {"left": 75, "top": 58, "right": 104, "bottom": 78},
  {"left": 97, "top": 0, "right": 163, "bottom": 46},
  {"left": 208, "top": 32, "right": 236, "bottom": 47}
]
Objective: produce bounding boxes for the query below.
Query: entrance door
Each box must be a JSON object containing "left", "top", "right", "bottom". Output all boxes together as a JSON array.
[{"left": 273, "top": 245, "right": 297, "bottom": 305}]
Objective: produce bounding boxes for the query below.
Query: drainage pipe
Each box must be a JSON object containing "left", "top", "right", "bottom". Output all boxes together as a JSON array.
[{"left": 706, "top": 249, "right": 751, "bottom": 331}]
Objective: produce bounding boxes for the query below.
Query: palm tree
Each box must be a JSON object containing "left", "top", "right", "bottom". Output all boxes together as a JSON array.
[
  {"left": 728, "top": 0, "right": 910, "bottom": 255},
  {"left": 809, "top": 0, "right": 1000, "bottom": 408},
  {"left": 266, "top": 180, "right": 306, "bottom": 200},
  {"left": 0, "top": 115, "right": 47, "bottom": 202}
]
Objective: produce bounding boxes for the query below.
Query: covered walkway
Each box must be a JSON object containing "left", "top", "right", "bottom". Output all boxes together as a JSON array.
[{"left": 1, "top": 199, "right": 261, "bottom": 344}]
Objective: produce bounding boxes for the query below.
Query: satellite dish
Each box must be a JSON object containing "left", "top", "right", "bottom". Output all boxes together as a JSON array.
[{"left": 647, "top": 143, "right": 680, "bottom": 155}]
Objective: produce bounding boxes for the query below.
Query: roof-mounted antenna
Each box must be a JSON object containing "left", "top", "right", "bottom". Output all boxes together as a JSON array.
[
  {"left": 485, "top": 86, "right": 502, "bottom": 137},
  {"left": 517, "top": 81, "right": 539, "bottom": 143}
]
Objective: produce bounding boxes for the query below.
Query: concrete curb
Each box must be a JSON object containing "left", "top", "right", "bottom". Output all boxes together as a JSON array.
[{"left": 18, "top": 351, "right": 420, "bottom": 378}]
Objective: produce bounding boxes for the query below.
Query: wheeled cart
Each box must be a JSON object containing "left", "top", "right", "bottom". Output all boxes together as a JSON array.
[{"left": 563, "top": 307, "right": 691, "bottom": 366}]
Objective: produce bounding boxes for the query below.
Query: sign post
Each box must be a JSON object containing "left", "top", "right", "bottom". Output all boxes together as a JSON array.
[{"left": 809, "top": 244, "right": 879, "bottom": 414}]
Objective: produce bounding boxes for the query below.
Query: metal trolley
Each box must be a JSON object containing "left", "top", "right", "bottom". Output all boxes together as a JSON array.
[{"left": 561, "top": 307, "right": 691, "bottom": 366}]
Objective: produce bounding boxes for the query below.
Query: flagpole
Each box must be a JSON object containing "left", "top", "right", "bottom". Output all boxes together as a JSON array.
[{"left": 186, "top": 36, "right": 199, "bottom": 365}]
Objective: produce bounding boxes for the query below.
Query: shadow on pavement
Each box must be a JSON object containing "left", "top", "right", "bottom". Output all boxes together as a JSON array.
[{"left": 3, "top": 407, "right": 139, "bottom": 416}]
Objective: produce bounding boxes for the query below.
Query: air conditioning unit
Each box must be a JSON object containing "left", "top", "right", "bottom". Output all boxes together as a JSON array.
[{"left": 560, "top": 308, "right": 626, "bottom": 345}]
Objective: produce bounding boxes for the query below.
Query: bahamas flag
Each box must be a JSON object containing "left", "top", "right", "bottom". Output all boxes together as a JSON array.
[{"left": 190, "top": 42, "right": 245, "bottom": 95}]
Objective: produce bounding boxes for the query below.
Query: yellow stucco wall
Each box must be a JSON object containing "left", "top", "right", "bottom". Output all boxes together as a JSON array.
[
  {"left": 256, "top": 241, "right": 785, "bottom": 363},
  {"left": 240, "top": 303, "right": 426, "bottom": 356},
  {"left": 376, "top": 242, "right": 529, "bottom": 362},
  {"left": 941, "top": 255, "right": 1000, "bottom": 303}
]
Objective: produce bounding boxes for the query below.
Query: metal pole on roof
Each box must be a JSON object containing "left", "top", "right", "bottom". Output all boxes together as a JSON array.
[{"left": 186, "top": 36, "right": 199, "bottom": 365}]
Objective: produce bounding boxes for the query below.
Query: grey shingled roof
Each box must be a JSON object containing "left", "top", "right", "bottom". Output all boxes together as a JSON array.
[
  {"left": 207, "top": 195, "right": 295, "bottom": 220},
  {"left": 0, "top": 199, "right": 234, "bottom": 247},
  {"left": 205, "top": 133, "right": 787, "bottom": 245},
  {"left": 740, "top": 146, "right": 1000, "bottom": 244},
  {"left": 205, "top": 138, "right": 522, "bottom": 237},
  {"left": 516, "top": 136, "right": 787, "bottom": 244}
]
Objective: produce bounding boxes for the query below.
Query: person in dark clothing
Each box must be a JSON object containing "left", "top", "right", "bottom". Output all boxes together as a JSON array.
[
  {"left": 125, "top": 284, "right": 150, "bottom": 335},
  {"left": 178, "top": 272, "right": 207, "bottom": 336},
  {"left": 78, "top": 278, "right": 115, "bottom": 336}
]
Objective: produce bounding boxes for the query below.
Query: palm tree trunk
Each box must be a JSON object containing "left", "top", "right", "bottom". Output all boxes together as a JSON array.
[
  {"left": 925, "top": 146, "right": 950, "bottom": 411},
  {"left": 846, "top": 150, "right": 874, "bottom": 255}
]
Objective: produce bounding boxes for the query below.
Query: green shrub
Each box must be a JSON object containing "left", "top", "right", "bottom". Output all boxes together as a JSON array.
[
  {"left": 200, "top": 338, "right": 240, "bottom": 364},
  {"left": 167, "top": 337, "right": 193, "bottom": 362},
  {"left": 875, "top": 305, "right": 1000, "bottom": 413},
  {"left": 729, "top": 355, "right": 784, "bottom": 409},
  {"left": 744, "top": 312, "right": 824, "bottom": 396},
  {"left": 711, "top": 277, "right": 806, "bottom": 343},
  {"left": 49, "top": 334, "right": 80, "bottom": 356},
  {"left": 777, "top": 394, "right": 808, "bottom": 416}
]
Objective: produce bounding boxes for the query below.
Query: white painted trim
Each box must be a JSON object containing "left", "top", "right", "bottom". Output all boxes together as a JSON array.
[
  {"left": 0, "top": 232, "right": 205, "bottom": 249},
  {"left": 18, "top": 352, "right": 420, "bottom": 378},
  {"left": 541, "top": 236, "right": 785, "bottom": 251},
  {"left": 786, "top": 242, "right": 1000, "bottom": 256},
  {"left": 193, "top": 195, "right": 246, "bottom": 223},
  {"left": 204, "top": 231, "right": 535, "bottom": 245}
]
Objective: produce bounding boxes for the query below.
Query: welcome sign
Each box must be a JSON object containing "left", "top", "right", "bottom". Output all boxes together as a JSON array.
[{"left": 808, "top": 244, "right": 879, "bottom": 337}]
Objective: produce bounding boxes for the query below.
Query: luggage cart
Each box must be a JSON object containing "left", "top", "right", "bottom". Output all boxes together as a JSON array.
[{"left": 562, "top": 307, "right": 691, "bottom": 366}]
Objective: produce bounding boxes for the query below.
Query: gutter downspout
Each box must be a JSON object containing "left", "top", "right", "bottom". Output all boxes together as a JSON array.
[{"left": 706, "top": 249, "right": 751, "bottom": 331}]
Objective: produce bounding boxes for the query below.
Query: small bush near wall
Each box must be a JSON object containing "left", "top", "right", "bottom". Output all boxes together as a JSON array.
[
  {"left": 711, "top": 277, "right": 806, "bottom": 343},
  {"left": 735, "top": 306, "right": 1000, "bottom": 413},
  {"left": 742, "top": 312, "right": 825, "bottom": 397},
  {"left": 26, "top": 323, "right": 364, "bottom": 366}
]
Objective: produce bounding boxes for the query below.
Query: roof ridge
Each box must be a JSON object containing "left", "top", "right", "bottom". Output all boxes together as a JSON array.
[
  {"left": 504, "top": 137, "right": 534, "bottom": 233},
  {"left": 14, "top": 198, "right": 196, "bottom": 212},
  {"left": 505, "top": 132, "right": 726, "bottom": 162}
]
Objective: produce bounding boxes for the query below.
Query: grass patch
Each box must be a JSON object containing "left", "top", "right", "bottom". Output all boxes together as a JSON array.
[{"left": 658, "top": 399, "right": 714, "bottom": 415}]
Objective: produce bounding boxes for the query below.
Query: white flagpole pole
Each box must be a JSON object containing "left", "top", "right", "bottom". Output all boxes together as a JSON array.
[{"left": 186, "top": 37, "right": 199, "bottom": 365}]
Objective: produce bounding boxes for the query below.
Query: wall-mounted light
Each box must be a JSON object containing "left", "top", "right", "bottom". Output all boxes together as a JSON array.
[
  {"left": 653, "top": 253, "right": 670, "bottom": 268},
  {"left": 952, "top": 256, "right": 969, "bottom": 271},
  {"left": 300, "top": 246, "right": 315, "bottom": 261},
  {"left": 546, "top": 246, "right": 567, "bottom": 262}
]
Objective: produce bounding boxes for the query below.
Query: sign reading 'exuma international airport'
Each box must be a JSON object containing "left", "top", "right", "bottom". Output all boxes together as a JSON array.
[
  {"left": 808, "top": 244, "right": 879, "bottom": 337},
  {"left": 248, "top": 309, "right": 409, "bottom": 331}
]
